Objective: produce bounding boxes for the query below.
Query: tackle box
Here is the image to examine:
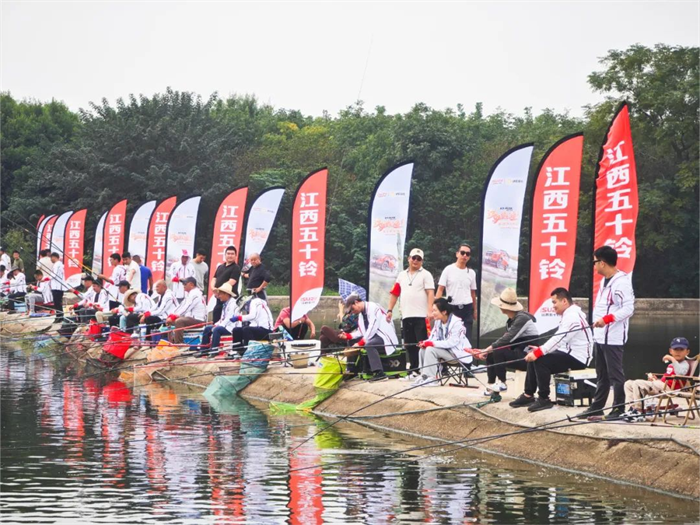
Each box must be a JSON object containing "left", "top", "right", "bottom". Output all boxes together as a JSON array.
[{"left": 554, "top": 368, "right": 597, "bottom": 407}]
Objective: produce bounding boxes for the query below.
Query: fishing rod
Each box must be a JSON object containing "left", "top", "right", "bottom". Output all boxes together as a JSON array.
[{"left": 282, "top": 386, "right": 700, "bottom": 476}]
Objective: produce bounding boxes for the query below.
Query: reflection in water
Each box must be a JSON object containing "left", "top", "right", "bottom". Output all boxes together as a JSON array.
[{"left": 1, "top": 346, "right": 698, "bottom": 524}]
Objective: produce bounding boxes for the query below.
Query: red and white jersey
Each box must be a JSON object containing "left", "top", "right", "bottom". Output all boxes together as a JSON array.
[
  {"left": 169, "top": 262, "right": 195, "bottom": 299},
  {"left": 173, "top": 288, "right": 206, "bottom": 321},
  {"left": 150, "top": 289, "right": 178, "bottom": 318},
  {"left": 10, "top": 272, "right": 27, "bottom": 294},
  {"left": 240, "top": 298, "right": 273, "bottom": 330},
  {"left": 592, "top": 270, "right": 635, "bottom": 346}
]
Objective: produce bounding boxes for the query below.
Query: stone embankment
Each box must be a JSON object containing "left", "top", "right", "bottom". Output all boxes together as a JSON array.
[{"left": 241, "top": 367, "right": 700, "bottom": 500}]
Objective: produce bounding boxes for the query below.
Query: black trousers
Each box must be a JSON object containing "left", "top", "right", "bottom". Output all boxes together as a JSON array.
[
  {"left": 6, "top": 292, "right": 26, "bottom": 310},
  {"left": 231, "top": 326, "right": 272, "bottom": 348},
  {"left": 591, "top": 343, "right": 625, "bottom": 411},
  {"left": 144, "top": 315, "right": 164, "bottom": 335},
  {"left": 524, "top": 351, "right": 586, "bottom": 400},
  {"left": 486, "top": 346, "right": 528, "bottom": 383},
  {"left": 451, "top": 304, "right": 474, "bottom": 343},
  {"left": 213, "top": 298, "right": 224, "bottom": 323},
  {"left": 287, "top": 323, "right": 308, "bottom": 340},
  {"left": 51, "top": 290, "right": 64, "bottom": 321},
  {"left": 125, "top": 313, "right": 141, "bottom": 331},
  {"left": 402, "top": 317, "right": 428, "bottom": 372}
]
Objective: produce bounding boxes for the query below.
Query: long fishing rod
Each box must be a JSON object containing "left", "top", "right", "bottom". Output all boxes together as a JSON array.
[{"left": 283, "top": 385, "right": 700, "bottom": 476}]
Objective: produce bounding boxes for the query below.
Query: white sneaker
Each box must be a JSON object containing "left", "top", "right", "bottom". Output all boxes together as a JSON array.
[
  {"left": 493, "top": 380, "right": 508, "bottom": 392},
  {"left": 417, "top": 377, "right": 439, "bottom": 387},
  {"left": 413, "top": 374, "right": 428, "bottom": 386}
]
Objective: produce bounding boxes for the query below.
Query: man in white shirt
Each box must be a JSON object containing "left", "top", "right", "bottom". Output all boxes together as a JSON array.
[
  {"left": 37, "top": 249, "right": 54, "bottom": 276},
  {"left": 122, "top": 252, "right": 142, "bottom": 294},
  {"left": 7, "top": 269, "right": 27, "bottom": 311},
  {"left": 141, "top": 279, "right": 178, "bottom": 335},
  {"left": 577, "top": 245, "right": 635, "bottom": 420},
  {"left": 230, "top": 295, "right": 274, "bottom": 351},
  {"left": 68, "top": 275, "right": 96, "bottom": 320},
  {"left": 386, "top": 248, "right": 435, "bottom": 377},
  {"left": 99, "top": 253, "right": 127, "bottom": 309},
  {"left": 192, "top": 250, "right": 209, "bottom": 293},
  {"left": 509, "top": 287, "right": 592, "bottom": 412},
  {"left": 166, "top": 277, "right": 206, "bottom": 344},
  {"left": 436, "top": 243, "right": 478, "bottom": 342},
  {"left": 50, "top": 252, "right": 69, "bottom": 321},
  {"left": 169, "top": 249, "right": 196, "bottom": 302},
  {"left": 0, "top": 247, "right": 11, "bottom": 271},
  {"left": 196, "top": 282, "right": 239, "bottom": 356},
  {"left": 25, "top": 270, "right": 53, "bottom": 314}
]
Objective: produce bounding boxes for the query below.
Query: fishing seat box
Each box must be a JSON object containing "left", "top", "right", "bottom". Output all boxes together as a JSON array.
[
  {"left": 554, "top": 368, "right": 597, "bottom": 407},
  {"left": 357, "top": 348, "right": 407, "bottom": 379}
]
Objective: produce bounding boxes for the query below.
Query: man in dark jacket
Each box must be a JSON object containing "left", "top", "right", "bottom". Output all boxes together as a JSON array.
[{"left": 242, "top": 253, "right": 271, "bottom": 301}]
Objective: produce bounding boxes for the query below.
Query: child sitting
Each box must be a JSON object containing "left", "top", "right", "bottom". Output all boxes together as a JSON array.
[{"left": 623, "top": 337, "right": 690, "bottom": 420}]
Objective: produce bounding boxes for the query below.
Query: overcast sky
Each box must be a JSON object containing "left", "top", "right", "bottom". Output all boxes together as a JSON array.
[{"left": 2, "top": 2, "right": 698, "bottom": 118}]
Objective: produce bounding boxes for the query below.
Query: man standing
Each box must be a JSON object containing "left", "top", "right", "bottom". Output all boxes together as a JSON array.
[
  {"left": 209, "top": 246, "right": 241, "bottom": 323},
  {"left": 166, "top": 277, "right": 207, "bottom": 344},
  {"left": 169, "top": 249, "right": 196, "bottom": 303},
  {"left": 577, "top": 246, "right": 635, "bottom": 419},
  {"left": 132, "top": 255, "right": 153, "bottom": 294},
  {"left": 387, "top": 248, "right": 435, "bottom": 377},
  {"left": 0, "top": 247, "right": 11, "bottom": 271},
  {"left": 11, "top": 250, "right": 24, "bottom": 273},
  {"left": 37, "top": 249, "right": 53, "bottom": 276},
  {"left": 436, "top": 243, "right": 478, "bottom": 342},
  {"left": 242, "top": 253, "right": 271, "bottom": 301},
  {"left": 509, "top": 288, "right": 592, "bottom": 412},
  {"left": 49, "top": 252, "right": 69, "bottom": 321},
  {"left": 99, "top": 253, "right": 127, "bottom": 309},
  {"left": 122, "top": 252, "right": 141, "bottom": 294},
  {"left": 192, "top": 250, "right": 209, "bottom": 293}
]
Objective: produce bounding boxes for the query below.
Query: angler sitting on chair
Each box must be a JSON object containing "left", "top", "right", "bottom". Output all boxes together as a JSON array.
[
  {"left": 414, "top": 297, "right": 472, "bottom": 387},
  {"left": 25, "top": 269, "right": 53, "bottom": 314},
  {"left": 229, "top": 295, "right": 274, "bottom": 356},
  {"left": 509, "top": 287, "right": 592, "bottom": 412},
  {"left": 195, "top": 283, "right": 240, "bottom": 357},
  {"left": 342, "top": 294, "right": 398, "bottom": 382}
]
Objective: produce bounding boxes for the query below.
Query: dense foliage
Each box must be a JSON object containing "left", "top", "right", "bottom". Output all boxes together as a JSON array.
[{"left": 1, "top": 44, "right": 697, "bottom": 298}]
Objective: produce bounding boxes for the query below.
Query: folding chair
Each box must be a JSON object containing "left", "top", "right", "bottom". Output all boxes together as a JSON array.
[
  {"left": 650, "top": 355, "right": 700, "bottom": 425},
  {"left": 438, "top": 356, "right": 478, "bottom": 388}
]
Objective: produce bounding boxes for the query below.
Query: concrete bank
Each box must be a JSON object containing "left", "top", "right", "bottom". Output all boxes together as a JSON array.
[
  {"left": 266, "top": 296, "right": 700, "bottom": 320},
  {"left": 241, "top": 367, "right": 700, "bottom": 500}
]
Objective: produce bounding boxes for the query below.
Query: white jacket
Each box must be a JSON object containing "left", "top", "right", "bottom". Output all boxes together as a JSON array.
[
  {"left": 353, "top": 301, "right": 399, "bottom": 355},
  {"left": 592, "top": 271, "right": 635, "bottom": 346},
  {"left": 91, "top": 289, "right": 111, "bottom": 312},
  {"left": 169, "top": 261, "right": 195, "bottom": 299},
  {"left": 539, "top": 304, "right": 593, "bottom": 365},
  {"left": 240, "top": 298, "right": 273, "bottom": 330},
  {"left": 76, "top": 287, "right": 96, "bottom": 307},
  {"left": 217, "top": 298, "right": 241, "bottom": 332},
  {"left": 50, "top": 261, "right": 69, "bottom": 291},
  {"left": 105, "top": 265, "right": 127, "bottom": 300},
  {"left": 129, "top": 293, "right": 155, "bottom": 315},
  {"left": 149, "top": 289, "right": 178, "bottom": 318},
  {"left": 35, "top": 279, "right": 53, "bottom": 303},
  {"left": 173, "top": 287, "right": 207, "bottom": 321},
  {"left": 428, "top": 314, "right": 472, "bottom": 365},
  {"left": 10, "top": 272, "right": 27, "bottom": 294}
]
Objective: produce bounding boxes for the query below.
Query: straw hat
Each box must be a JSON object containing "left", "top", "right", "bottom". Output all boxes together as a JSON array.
[
  {"left": 490, "top": 288, "right": 523, "bottom": 312},
  {"left": 217, "top": 282, "right": 235, "bottom": 298},
  {"left": 123, "top": 289, "right": 140, "bottom": 306}
]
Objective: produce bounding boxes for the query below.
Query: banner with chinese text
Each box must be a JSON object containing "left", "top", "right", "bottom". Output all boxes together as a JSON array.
[
  {"left": 127, "top": 200, "right": 156, "bottom": 259},
  {"left": 209, "top": 187, "right": 248, "bottom": 299},
  {"left": 367, "top": 161, "right": 413, "bottom": 310},
  {"left": 65, "top": 209, "right": 87, "bottom": 287},
  {"left": 37, "top": 214, "right": 54, "bottom": 258},
  {"left": 290, "top": 169, "right": 327, "bottom": 322},
  {"left": 242, "top": 187, "right": 285, "bottom": 263},
  {"left": 146, "top": 196, "right": 177, "bottom": 283},
  {"left": 102, "top": 200, "right": 128, "bottom": 260},
  {"left": 41, "top": 215, "right": 58, "bottom": 253},
  {"left": 478, "top": 144, "right": 533, "bottom": 343},
  {"left": 165, "top": 196, "right": 201, "bottom": 281},
  {"left": 92, "top": 212, "right": 107, "bottom": 276},
  {"left": 529, "top": 134, "right": 584, "bottom": 334},
  {"left": 592, "top": 103, "right": 638, "bottom": 301}
]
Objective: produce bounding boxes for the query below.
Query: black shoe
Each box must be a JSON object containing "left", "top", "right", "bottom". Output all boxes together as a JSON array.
[
  {"left": 369, "top": 371, "right": 388, "bottom": 382},
  {"left": 575, "top": 407, "right": 604, "bottom": 419},
  {"left": 509, "top": 394, "right": 536, "bottom": 408},
  {"left": 604, "top": 408, "right": 625, "bottom": 420},
  {"left": 528, "top": 398, "right": 554, "bottom": 412}
]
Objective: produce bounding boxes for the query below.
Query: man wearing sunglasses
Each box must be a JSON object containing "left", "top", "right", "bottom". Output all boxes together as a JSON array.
[
  {"left": 436, "top": 243, "right": 478, "bottom": 342},
  {"left": 387, "top": 248, "right": 435, "bottom": 378}
]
